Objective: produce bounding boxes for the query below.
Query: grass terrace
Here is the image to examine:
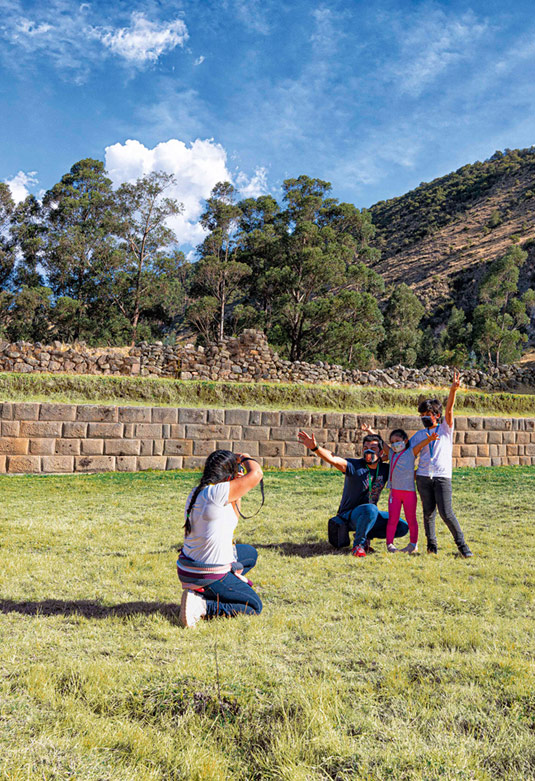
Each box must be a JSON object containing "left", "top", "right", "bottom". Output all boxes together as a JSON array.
[
  {"left": 0, "top": 466, "right": 534, "bottom": 779},
  {"left": 0, "top": 372, "right": 534, "bottom": 417}
]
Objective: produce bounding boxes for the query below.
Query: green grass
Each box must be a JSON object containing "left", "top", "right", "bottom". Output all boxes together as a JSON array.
[
  {"left": 1, "top": 372, "right": 535, "bottom": 417},
  {"left": 0, "top": 466, "right": 534, "bottom": 779}
]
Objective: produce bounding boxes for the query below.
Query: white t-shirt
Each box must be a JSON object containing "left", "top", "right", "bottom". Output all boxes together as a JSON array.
[
  {"left": 182, "top": 482, "right": 237, "bottom": 565},
  {"left": 411, "top": 420, "right": 454, "bottom": 479}
]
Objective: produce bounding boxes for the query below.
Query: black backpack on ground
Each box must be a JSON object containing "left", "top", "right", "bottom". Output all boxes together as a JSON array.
[{"left": 328, "top": 515, "right": 350, "bottom": 549}]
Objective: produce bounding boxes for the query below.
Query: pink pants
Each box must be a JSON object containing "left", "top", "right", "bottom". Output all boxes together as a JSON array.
[{"left": 387, "top": 489, "right": 418, "bottom": 545}]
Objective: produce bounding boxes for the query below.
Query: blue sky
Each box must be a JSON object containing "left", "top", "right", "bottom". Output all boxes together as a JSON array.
[{"left": 2, "top": 0, "right": 535, "bottom": 246}]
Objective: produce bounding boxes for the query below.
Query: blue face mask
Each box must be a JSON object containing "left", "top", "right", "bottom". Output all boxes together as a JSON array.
[
  {"left": 363, "top": 448, "right": 379, "bottom": 462},
  {"left": 390, "top": 441, "right": 405, "bottom": 453},
  {"left": 421, "top": 416, "right": 434, "bottom": 428}
]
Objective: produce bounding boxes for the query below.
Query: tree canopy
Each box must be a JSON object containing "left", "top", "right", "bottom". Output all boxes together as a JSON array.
[{"left": 0, "top": 155, "right": 533, "bottom": 371}]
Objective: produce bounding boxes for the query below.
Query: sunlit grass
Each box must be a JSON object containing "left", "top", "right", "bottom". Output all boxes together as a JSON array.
[
  {"left": 0, "top": 372, "right": 534, "bottom": 417},
  {"left": 0, "top": 467, "right": 534, "bottom": 779}
]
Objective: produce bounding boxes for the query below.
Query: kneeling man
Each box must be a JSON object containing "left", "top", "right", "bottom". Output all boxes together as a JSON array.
[{"left": 298, "top": 431, "right": 408, "bottom": 557}]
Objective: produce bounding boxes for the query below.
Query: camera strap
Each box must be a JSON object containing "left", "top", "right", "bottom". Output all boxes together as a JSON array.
[{"left": 237, "top": 458, "right": 265, "bottom": 519}]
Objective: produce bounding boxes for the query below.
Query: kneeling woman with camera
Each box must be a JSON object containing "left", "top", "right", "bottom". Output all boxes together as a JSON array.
[{"left": 177, "top": 450, "right": 264, "bottom": 628}]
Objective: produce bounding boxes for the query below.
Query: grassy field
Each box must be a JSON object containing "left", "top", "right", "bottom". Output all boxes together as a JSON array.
[
  {"left": 0, "top": 466, "right": 534, "bottom": 779},
  {"left": 1, "top": 372, "right": 535, "bottom": 417}
]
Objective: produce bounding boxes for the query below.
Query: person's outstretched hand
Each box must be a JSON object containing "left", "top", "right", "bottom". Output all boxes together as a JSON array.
[
  {"left": 427, "top": 432, "right": 439, "bottom": 442},
  {"left": 360, "top": 422, "right": 373, "bottom": 433},
  {"left": 298, "top": 431, "right": 317, "bottom": 450},
  {"left": 451, "top": 369, "right": 461, "bottom": 391}
]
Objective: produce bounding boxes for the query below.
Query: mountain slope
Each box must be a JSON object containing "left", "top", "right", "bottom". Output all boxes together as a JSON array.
[{"left": 369, "top": 147, "right": 535, "bottom": 314}]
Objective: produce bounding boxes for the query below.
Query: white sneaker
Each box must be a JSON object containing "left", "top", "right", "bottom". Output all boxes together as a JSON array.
[
  {"left": 386, "top": 543, "right": 399, "bottom": 553},
  {"left": 401, "top": 543, "right": 418, "bottom": 554},
  {"left": 179, "top": 589, "right": 207, "bottom": 627}
]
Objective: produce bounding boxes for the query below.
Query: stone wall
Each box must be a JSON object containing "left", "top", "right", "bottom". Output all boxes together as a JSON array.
[
  {"left": 0, "top": 402, "right": 533, "bottom": 473},
  {"left": 0, "top": 331, "right": 534, "bottom": 392}
]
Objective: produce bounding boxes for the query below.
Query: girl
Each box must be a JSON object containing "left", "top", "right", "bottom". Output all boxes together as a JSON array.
[
  {"left": 385, "top": 428, "right": 438, "bottom": 554},
  {"left": 177, "top": 449, "right": 264, "bottom": 627}
]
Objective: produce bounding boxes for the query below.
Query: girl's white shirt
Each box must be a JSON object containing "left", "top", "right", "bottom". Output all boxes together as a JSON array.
[{"left": 182, "top": 482, "right": 238, "bottom": 565}]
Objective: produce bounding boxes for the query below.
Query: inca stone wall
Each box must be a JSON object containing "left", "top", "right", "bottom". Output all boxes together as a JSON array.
[
  {"left": 0, "top": 402, "right": 533, "bottom": 473},
  {"left": 0, "top": 331, "right": 533, "bottom": 392}
]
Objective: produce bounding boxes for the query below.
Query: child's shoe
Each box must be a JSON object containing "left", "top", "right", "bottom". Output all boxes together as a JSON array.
[
  {"left": 386, "top": 543, "right": 399, "bottom": 553},
  {"left": 351, "top": 545, "right": 366, "bottom": 557},
  {"left": 458, "top": 543, "right": 473, "bottom": 558},
  {"left": 401, "top": 542, "right": 417, "bottom": 554}
]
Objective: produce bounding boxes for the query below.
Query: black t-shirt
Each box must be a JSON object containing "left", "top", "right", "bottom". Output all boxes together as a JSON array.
[{"left": 337, "top": 458, "right": 389, "bottom": 516}]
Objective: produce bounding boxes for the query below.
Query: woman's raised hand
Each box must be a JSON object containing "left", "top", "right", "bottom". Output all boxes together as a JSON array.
[
  {"left": 360, "top": 422, "right": 373, "bottom": 433},
  {"left": 451, "top": 369, "right": 461, "bottom": 390},
  {"left": 298, "top": 431, "right": 317, "bottom": 450}
]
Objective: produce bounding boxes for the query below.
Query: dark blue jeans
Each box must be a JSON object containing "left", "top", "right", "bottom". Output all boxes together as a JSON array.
[
  {"left": 416, "top": 476, "right": 466, "bottom": 548},
  {"left": 340, "top": 503, "right": 409, "bottom": 548},
  {"left": 202, "top": 544, "right": 263, "bottom": 618}
]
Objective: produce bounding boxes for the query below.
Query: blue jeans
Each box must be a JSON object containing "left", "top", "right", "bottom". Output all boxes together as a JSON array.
[
  {"left": 340, "top": 504, "right": 409, "bottom": 548},
  {"left": 202, "top": 544, "right": 263, "bottom": 618}
]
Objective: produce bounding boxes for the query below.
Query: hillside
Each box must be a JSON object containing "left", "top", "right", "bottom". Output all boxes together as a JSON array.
[{"left": 369, "top": 147, "right": 535, "bottom": 316}]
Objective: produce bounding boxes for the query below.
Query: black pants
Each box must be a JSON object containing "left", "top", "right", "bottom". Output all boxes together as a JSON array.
[{"left": 416, "top": 475, "right": 466, "bottom": 549}]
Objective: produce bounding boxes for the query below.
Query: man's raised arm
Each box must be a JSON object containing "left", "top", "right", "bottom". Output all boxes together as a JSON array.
[{"left": 297, "top": 431, "right": 348, "bottom": 473}]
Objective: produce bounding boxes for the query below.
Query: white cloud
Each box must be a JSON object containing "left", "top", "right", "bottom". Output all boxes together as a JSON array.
[
  {"left": 309, "top": 6, "right": 348, "bottom": 51},
  {"left": 105, "top": 138, "right": 232, "bottom": 247},
  {"left": 385, "top": 8, "right": 489, "bottom": 96},
  {"left": 230, "top": 0, "right": 271, "bottom": 35},
  {"left": 15, "top": 18, "right": 52, "bottom": 36},
  {"left": 194, "top": 55, "right": 205, "bottom": 66},
  {"left": 0, "top": 3, "right": 189, "bottom": 80},
  {"left": 98, "top": 12, "right": 188, "bottom": 64},
  {"left": 236, "top": 167, "right": 269, "bottom": 198},
  {"left": 4, "top": 170, "right": 38, "bottom": 203}
]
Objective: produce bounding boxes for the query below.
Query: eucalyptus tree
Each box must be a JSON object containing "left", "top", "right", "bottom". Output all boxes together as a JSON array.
[
  {"left": 10, "top": 194, "right": 46, "bottom": 288},
  {"left": 380, "top": 283, "right": 425, "bottom": 366},
  {"left": 115, "top": 171, "right": 184, "bottom": 345},
  {"left": 0, "top": 182, "right": 16, "bottom": 289},
  {"left": 192, "top": 182, "right": 250, "bottom": 341},
  {"left": 40, "top": 158, "right": 122, "bottom": 341},
  {"left": 237, "top": 175, "right": 383, "bottom": 364},
  {"left": 473, "top": 246, "right": 535, "bottom": 366}
]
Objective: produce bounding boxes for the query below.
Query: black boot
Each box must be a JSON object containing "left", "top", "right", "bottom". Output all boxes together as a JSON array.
[
  {"left": 427, "top": 542, "right": 438, "bottom": 554},
  {"left": 458, "top": 543, "right": 473, "bottom": 558}
]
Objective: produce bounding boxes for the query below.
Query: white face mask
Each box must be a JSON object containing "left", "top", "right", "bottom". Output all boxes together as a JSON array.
[{"left": 390, "top": 441, "right": 405, "bottom": 453}]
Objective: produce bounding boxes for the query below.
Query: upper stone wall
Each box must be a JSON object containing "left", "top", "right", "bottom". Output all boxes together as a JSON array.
[{"left": 0, "top": 331, "right": 534, "bottom": 392}]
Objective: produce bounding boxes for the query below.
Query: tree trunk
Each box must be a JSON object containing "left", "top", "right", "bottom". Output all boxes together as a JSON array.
[
  {"left": 131, "top": 307, "right": 140, "bottom": 348},
  {"left": 219, "top": 288, "right": 225, "bottom": 341},
  {"left": 131, "top": 241, "right": 145, "bottom": 347}
]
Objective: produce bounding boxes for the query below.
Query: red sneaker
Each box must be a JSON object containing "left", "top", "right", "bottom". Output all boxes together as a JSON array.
[{"left": 352, "top": 545, "right": 366, "bottom": 557}]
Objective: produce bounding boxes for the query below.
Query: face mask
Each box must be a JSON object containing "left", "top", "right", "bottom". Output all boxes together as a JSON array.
[
  {"left": 363, "top": 448, "right": 379, "bottom": 462},
  {"left": 390, "top": 441, "right": 405, "bottom": 453},
  {"left": 421, "top": 416, "right": 434, "bottom": 428}
]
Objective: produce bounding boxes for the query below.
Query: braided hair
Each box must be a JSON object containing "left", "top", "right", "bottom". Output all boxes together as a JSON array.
[{"left": 184, "top": 450, "right": 240, "bottom": 536}]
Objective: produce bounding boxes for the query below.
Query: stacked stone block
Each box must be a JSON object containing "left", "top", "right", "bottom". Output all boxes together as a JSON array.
[
  {"left": 0, "top": 402, "right": 533, "bottom": 473},
  {"left": 0, "top": 331, "right": 534, "bottom": 392}
]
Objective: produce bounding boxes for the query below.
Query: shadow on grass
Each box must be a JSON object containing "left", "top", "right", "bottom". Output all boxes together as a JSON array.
[
  {"left": 255, "top": 541, "right": 348, "bottom": 558},
  {"left": 0, "top": 598, "right": 180, "bottom": 622}
]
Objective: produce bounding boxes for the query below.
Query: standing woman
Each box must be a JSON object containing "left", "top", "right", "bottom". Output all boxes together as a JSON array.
[{"left": 177, "top": 450, "right": 264, "bottom": 627}]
